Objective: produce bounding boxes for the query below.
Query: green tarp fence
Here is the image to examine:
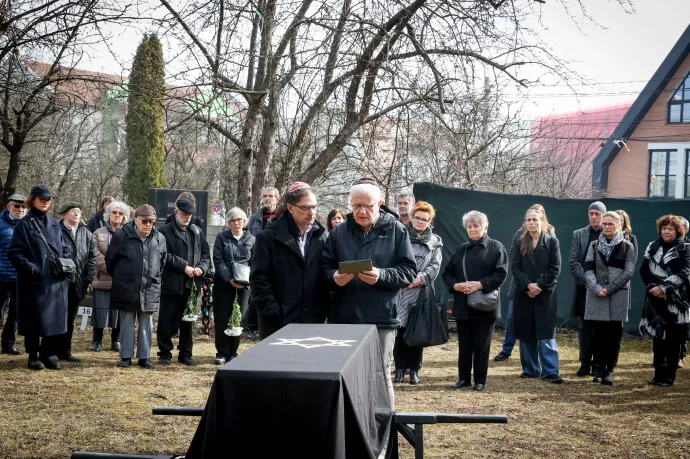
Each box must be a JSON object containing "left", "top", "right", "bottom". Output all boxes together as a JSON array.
[{"left": 413, "top": 182, "right": 690, "bottom": 333}]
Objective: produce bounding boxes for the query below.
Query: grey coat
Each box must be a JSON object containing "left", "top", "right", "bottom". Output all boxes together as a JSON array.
[
  {"left": 397, "top": 233, "right": 443, "bottom": 327},
  {"left": 583, "top": 239, "right": 636, "bottom": 322}
]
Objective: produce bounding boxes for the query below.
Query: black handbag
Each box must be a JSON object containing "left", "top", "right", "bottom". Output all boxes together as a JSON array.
[
  {"left": 231, "top": 263, "right": 250, "bottom": 286},
  {"left": 403, "top": 284, "right": 449, "bottom": 348},
  {"left": 462, "top": 248, "right": 498, "bottom": 312},
  {"left": 31, "top": 219, "right": 77, "bottom": 279}
]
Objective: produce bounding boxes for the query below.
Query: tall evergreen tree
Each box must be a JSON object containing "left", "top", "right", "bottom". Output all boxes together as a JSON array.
[{"left": 124, "top": 34, "right": 167, "bottom": 207}]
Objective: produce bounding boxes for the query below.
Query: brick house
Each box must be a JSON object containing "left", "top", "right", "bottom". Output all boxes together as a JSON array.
[{"left": 593, "top": 23, "right": 690, "bottom": 198}]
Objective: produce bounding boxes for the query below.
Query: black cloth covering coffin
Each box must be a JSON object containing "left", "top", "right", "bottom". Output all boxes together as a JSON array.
[{"left": 186, "top": 324, "right": 395, "bottom": 458}]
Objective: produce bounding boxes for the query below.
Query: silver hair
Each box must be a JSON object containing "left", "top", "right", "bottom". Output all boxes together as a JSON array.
[
  {"left": 350, "top": 183, "right": 381, "bottom": 202},
  {"left": 105, "top": 201, "right": 131, "bottom": 223},
  {"left": 682, "top": 217, "right": 690, "bottom": 230},
  {"left": 462, "top": 210, "right": 489, "bottom": 229},
  {"left": 396, "top": 192, "right": 415, "bottom": 203},
  {"left": 225, "top": 207, "right": 248, "bottom": 223},
  {"left": 263, "top": 187, "right": 280, "bottom": 198}
]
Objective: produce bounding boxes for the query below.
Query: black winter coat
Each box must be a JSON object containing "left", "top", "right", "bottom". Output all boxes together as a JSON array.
[
  {"left": 250, "top": 212, "right": 328, "bottom": 327},
  {"left": 86, "top": 211, "right": 107, "bottom": 233},
  {"left": 60, "top": 221, "right": 96, "bottom": 302},
  {"left": 511, "top": 232, "right": 562, "bottom": 340},
  {"left": 7, "top": 209, "right": 69, "bottom": 337},
  {"left": 158, "top": 221, "right": 210, "bottom": 295},
  {"left": 214, "top": 230, "right": 255, "bottom": 285},
  {"left": 321, "top": 211, "right": 417, "bottom": 328},
  {"left": 105, "top": 221, "right": 167, "bottom": 312},
  {"left": 441, "top": 235, "right": 508, "bottom": 321}
]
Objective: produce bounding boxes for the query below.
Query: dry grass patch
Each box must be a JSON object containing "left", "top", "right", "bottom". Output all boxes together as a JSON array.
[{"left": 0, "top": 328, "right": 688, "bottom": 458}]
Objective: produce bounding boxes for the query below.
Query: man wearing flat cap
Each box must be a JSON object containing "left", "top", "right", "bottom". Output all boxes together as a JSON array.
[
  {"left": 157, "top": 198, "right": 210, "bottom": 366},
  {"left": 569, "top": 200, "right": 607, "bottom": 377},
  {"left": 0, "top": 193, "right": 27, "bottom": 355},
  {"left": 55, "top": 202, "right": 96, "bottom": 363}
]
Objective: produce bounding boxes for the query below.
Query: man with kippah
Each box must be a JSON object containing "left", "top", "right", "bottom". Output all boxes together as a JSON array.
[
  {"left": 569, "top": 201, "right": 606, "bottom": 377},
  {"left": 157, "top": 198, "right": 210, "bottom": 366},
  {"left": 0, "top": 193, "right": 27, "bottom": 355}
]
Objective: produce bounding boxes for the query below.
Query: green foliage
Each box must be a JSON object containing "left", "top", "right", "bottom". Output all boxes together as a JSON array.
[{"left": 124, "top": 34, "right": 167, "bottom": 207}]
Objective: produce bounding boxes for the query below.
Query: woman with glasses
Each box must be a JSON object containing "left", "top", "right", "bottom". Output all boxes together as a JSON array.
[
  {"left": 213, "top": 207, "right": 255, "bottom": 364},
  {"left": 394, "top": 201, "right": 443, "bottom": 385},
  {"left": 583, "top": 211, "right": 636, "bottom": 386},
  {"left": 250, "top": 182, "right": 329, "bottom": 339},
  {"left": 90, "top": 201, "right": 130, "bottom": 352},
  {"left": 7, "top": 184, "right": 69, "bottom": 370}
]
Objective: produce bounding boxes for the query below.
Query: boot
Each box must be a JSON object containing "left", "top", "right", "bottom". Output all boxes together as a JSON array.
[
  {"left": 592, "top": 365, "right": 605, "bottom": 383},
  {"left": 410, "top": 371, "right": 420, "bottom": 385},
  {"left": 601, "top": 366, "right": 614, "bottom": 386},
  {"left": 393, "top": 369, "right": 404, "bottom": 383},
  {"left": 648, "top": 365, "right": 664, "bottom": 385}
]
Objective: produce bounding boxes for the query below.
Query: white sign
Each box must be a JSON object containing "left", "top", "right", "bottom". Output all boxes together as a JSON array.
[{"left": 78, "top": 306, "right": 92, "bottom": 331}]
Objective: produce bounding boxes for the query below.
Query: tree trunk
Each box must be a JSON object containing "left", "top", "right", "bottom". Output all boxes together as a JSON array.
[
  {"left": 251, "top": 86, "right": 279, "bottom": 209},
  {"left": 1, "top": 147, "right": 21, "bottom": 207},
  {"left": 236, "top": 102, "right": 261, "bottom": 213}
]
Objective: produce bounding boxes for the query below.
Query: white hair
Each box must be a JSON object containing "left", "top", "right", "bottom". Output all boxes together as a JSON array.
[
  {"left": 350, "top": 184, "right": 381, "bottom": 202},
  {"left": 396, "top": 192, "right": 415, "bottom": 203},
  {"left": 225, "top": 207, "right": 248, "bottom": 223},
  {"left": 105, "top": 201, "right": 131, "bottom": 223},
  {"left": 263, "top": 187, "right": 280, "bottom": 198},
  {"left": 462, "top": 210, "right": 488, "bottom": 229}
]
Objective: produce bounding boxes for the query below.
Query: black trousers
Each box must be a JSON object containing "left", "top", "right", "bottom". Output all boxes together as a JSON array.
[
  {"left": 258, "top": 314, "right": 281, "bottom": 341},
  {"left": 157, "top": 291, "right": 194, "bottom": 360},
  {"left": 245, "top": 291, "right": 258, "bottom": 332},
  {"left": 653, "top": 337, "right": 683, "bottom": 383},
  {"left": 393, "top": 328, "right": 423, "bottom": 372},
  {"left": 93, "top": 326, "right": 120, "bottom": 344},
  {"left": 0, "top": 282, "right": 17, "bottom": 348},
  {"left": 214, "top": 286, "right": 249, "bottom": 360},
  {"left": 24, "top": 335, "right": 55, "bottom": 360},
  {"left": 457, "top": 319, "right": 495, "bottom": 385},
  {"left": 579, "top": 317, "right": 595, "bottom": 366},
  {"left": 587, "top": 320, "right": 623, "bottom": 371},
  {"left": 680, "top": 342, "right": 688, "bottom": 360}
]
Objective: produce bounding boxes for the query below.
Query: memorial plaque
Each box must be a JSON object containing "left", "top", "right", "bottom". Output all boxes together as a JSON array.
[{"left": 147, "top": 188, "right": 209, "bottom": 235}]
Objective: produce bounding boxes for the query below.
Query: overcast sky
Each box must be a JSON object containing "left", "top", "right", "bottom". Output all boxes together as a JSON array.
[{"left": 85, "top": 0, "right": 690, "bottom": 120}]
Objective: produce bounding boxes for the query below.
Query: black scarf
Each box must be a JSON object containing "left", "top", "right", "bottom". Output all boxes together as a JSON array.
[
  {"left": 29, "top": 207, "right": 47, "bottom": 227},
  {"left": 406, "top": 221, "right": 432, "bottom": 244}
]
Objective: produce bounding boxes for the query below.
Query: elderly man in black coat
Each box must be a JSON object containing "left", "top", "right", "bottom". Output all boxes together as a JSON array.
[
  {"left": 157, "top": 198, "right": 210, "bottom": 366},
  {"left": 55, "top": 202, "right": 96, "bottom": 363},
  {"left": 250, "top": 182, "right": 328, "bottom": 339},
  {"left": 321, "top": 178, "right": 417, "bottom": 406},
  {"left": 7, "top": 185, "right": 69, "bottom": 370}
]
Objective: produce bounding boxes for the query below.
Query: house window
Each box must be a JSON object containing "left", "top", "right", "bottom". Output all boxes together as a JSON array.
[
  {"left": 669, "top": 72, "right": 690, "bottom": 123},
  {"left": 649, "top": 150, "right": 676, "bottom": 197}
]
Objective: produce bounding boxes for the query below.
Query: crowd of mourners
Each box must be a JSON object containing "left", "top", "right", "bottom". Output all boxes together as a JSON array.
[{"left": 0, "top": 179, "right": 689, "bottom": 395}]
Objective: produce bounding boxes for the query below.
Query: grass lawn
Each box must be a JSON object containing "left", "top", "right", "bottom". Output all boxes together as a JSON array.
[{"left": 0, "top": 327, "right": 688, "bottom": 458}]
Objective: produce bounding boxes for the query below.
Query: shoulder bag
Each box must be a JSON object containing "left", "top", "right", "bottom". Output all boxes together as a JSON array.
[
  {"left": 462, "top": 246, "right": 498, "bottom": 312},
  {"left": 229, "top": 236, "right": 250, "bottom": 286}
]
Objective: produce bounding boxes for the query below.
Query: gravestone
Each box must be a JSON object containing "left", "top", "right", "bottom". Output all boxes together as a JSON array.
[{"left": 148, "top": 188, "right": 209, "bottom": 235}]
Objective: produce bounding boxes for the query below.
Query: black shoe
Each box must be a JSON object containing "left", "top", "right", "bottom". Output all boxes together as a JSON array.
[
  {"left": 450, "top": 380, "right": 472, "bottom": 389},
  {"left": 214, "top": 357, "right": 226, "bottom": 366},
  {"left": 576, "top": 365, "right": 591, "bottom": 377},
  {"left": 158, "top": 358, "right": 172, "bottom": 366},
  {"left": 90, "top": 341, "right": 101, "bottom": 352},
  {"left": 520, "top": 373, "right": 538, "bottom": 379},
  {"left": 493, "top": 351, "right": 511, "bottom": 362},
  {"left": 117, "top": 358, "right": 132, "bottom": 368},
  {"left": 28, "top": 359, "right": 45, "bottom": 370},
  {"left": 474, "top": 383, "right": 485, "bottom": 391},
  {"left": 648, "top": 377, "right": 660, "bottom": 386},
  {"left": 657, "top": 379, "right": 674, "bottom": 387},
  {"left": 543, "top": 374, "right": 563, "bottom": 384},
  {"left": 601, "top": 371, "right": 614, "bottom": 386},
  {"left": 40, "top": 356, "right": 60, "bottom": 370},
  {"left": 179, "top": 357, "right": 196, "bottom": 366},
  {"left": 111, "top": 342, "right": 121, "bottom": 352},
  {"left": 58, "top": 354, "right": 81, "bottom": 363},
  {"left": 592, "top": 368, "right": 605, "bottom": 383},
  {"left": 137, "top": 359, "right": 154, "bottom": 370},
  {"left": 2, "top": 346, "right": 21, "bottom": 355},
  {"left": 410, "top": 371, "right": 420, "bottom": 385},
  {"left": 393, "top": 369, "right": 404, "bottom": 383}
]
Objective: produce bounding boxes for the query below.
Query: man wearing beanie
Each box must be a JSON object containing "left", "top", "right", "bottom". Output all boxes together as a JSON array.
[
  {"left": 157, "top": 198, "right": 210, "bottom": 366},
  {"left": 569, "top": 200, "right": 606, "bottom": 377},
  {"left": 106, "top": 204, "right": 167, "bottom": 369}
]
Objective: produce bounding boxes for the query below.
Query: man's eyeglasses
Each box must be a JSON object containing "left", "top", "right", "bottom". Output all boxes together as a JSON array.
[
  {"left": 137, "top": 218, "right": 155, "bottom": 225},
  {"left": 11, "top": 204, "right": 27, "bottom": 210},
  {"left": 413, "top": 216, "right": 430, "bottom": 223},
  {"left": 294, "top": 204, "right": 317, "bottom": 212},
  {"left": 353, "top": 204, "right": 376, "bottom": 211}
]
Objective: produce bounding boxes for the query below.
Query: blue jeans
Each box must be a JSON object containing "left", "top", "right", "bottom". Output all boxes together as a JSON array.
[
  {"left": 500, "top": 300, "right": 516, "bottom": 355},
  {"left": 519, "top": 337, "right": 560, "bottom": 378}
]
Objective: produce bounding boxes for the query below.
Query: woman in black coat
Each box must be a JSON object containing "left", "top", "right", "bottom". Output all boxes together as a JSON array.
[
  {"left": 250, "top": 183, "right": 328, "bottom": 340},
  {"left": 511, "top": 206, "right": 563, "bottom": 383},
  {"left": 7, "top": 184, "right": 69, "bottom": 371},
  {"left": 442, "top": 210, "right": 508, "bottom": 391},
  {"left": 213, "top": 207, "right": 255, "bottom": 365},
  {"left": 639, "top": 214, "right": 690, "bottom": 387}
]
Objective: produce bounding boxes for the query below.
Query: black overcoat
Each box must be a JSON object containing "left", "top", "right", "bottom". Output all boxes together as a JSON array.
[
  {"left": 7, "top": 210, "right": 69, "bottom": 337},
  {"left": 511, "top": 232, "right": 562, "bottom": 340}
]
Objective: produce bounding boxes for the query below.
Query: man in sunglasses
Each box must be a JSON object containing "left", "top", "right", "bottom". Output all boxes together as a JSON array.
[{"left": 0, "top": 193, "right": 27, "bottom": 355}]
